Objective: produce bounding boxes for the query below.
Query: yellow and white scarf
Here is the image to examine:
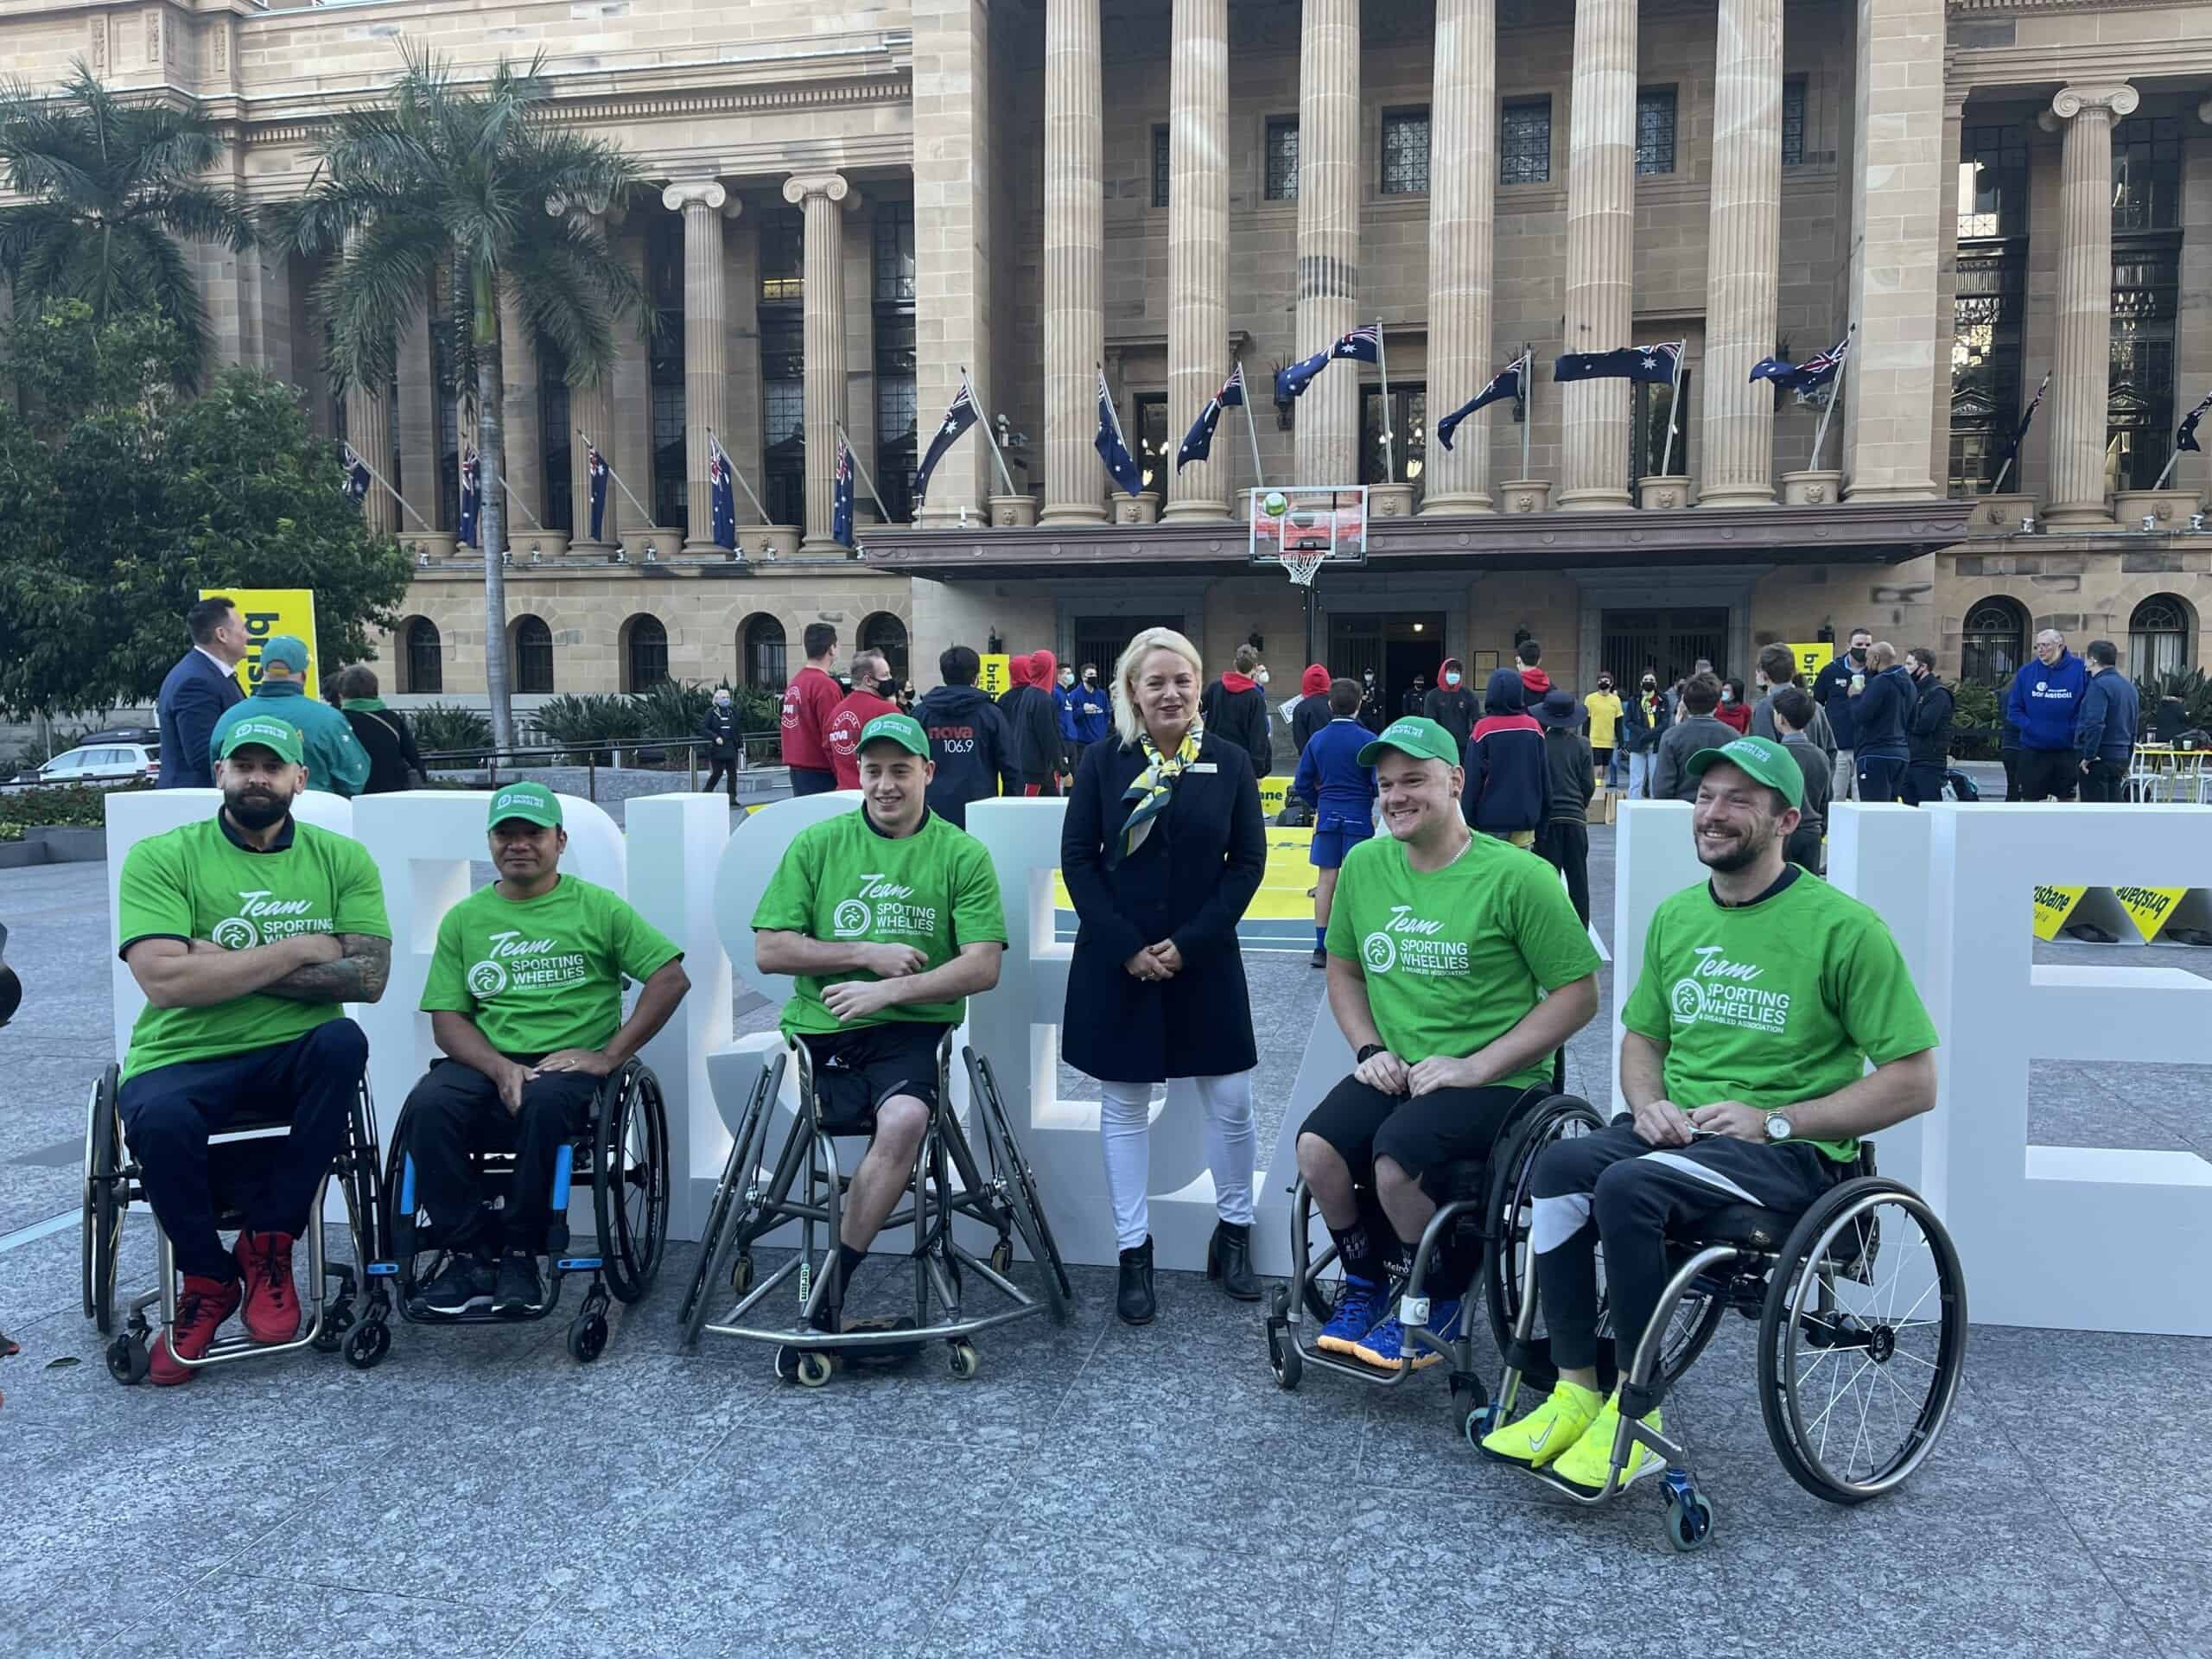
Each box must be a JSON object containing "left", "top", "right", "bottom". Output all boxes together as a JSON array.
[{"left": 1111, "top": 721, "right": 1205, "bottom": 867}]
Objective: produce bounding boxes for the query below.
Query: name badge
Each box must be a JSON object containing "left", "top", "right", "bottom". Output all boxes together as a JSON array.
[{"left": 1189, "top": 762, "right": 1218, "bottom": 773}]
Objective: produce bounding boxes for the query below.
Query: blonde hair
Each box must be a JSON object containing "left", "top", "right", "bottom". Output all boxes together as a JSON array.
[{"left": 1111, "top": 626, "right": 1204, "bottom": 747}]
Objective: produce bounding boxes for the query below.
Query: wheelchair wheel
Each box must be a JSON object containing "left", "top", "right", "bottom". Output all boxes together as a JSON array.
[
  {"left": 596, "top": 1065, "right": 668, "bottom": 1305},
  {"left": 966, "top": 1047, "right": 1074, "bottom": 1322},
  {"left": 679, "top": 1054, "right": 783, "bottom": 1340},
  {"left": 1653, "top": 1281, "right": 1726, "bottom": 1385},
  {"left": 1482, "top": 1094, "right": 1605, "bottom": 1372},
  {"left": 379, "top": 1106, "right": 426, "bottom": 1311},
  {"left": 81, "top": 1065, "right": 124, "bottom": 1336},
  {"left": 1757, "top": 1178, "right": 1967, "bottom": 1504}
]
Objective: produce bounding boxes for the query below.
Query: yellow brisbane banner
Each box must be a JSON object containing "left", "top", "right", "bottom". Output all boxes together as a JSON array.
[
  {"left": 200, "top": 588, "right": 322, "bottom": 700},
  {"left": 2031, "top": 884, "right": 2086, "bottom": 942},
  {"left": 2108, "top": 886, "right": 2190, "bottom": 944},
  {"left": 1788, "top": 642, "right": 1834, "bottom": 683},
  {"left": 976, "top": 653, "right": 1014, "bottom": 697}
]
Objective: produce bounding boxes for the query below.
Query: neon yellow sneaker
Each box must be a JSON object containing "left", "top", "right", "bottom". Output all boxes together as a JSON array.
[
  {"left": 1478, "top": 1378, "right": 1603, "bottom": 1469},
  {"left": 1549, "top": 1392, "right": 1665, "bottom": 1494}
]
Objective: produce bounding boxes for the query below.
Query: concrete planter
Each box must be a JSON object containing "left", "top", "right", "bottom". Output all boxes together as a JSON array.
[
  {"left": 0, "top": 841, "right": 48, "bottom": 868},
  {"left": 1965, "top": 492, "right": 2038, "bottom": 537},
  {"left": 1499, "top": 479, "right": 1554, "bottom": 514},
  {"left": 1111, "top": 493, "right": 1161, "bottom": 526},
  {"left": 2115, "top": 489, "right": 2202, "bottom": 531},
  {"left": 401, "top": 530, "right": 458, "bottom": 563},
  {"left": 988, "top": 493, "right": 1039, "bottom": 528},
  {"left": 1637, "top": 475, "right": 1692, "bottom": 511},
  {"left": 1780, "top": 468, "right": 1843, "bottom": 506},
  {"left": 633, "top": 526, "right": 685, "bottom": 563},
  {"left": 511, "top": 528, "right": 570, "bottom": 563},
  {"left": 29, "top": 824, "right": 105, "bottom": 861},
  {"left": 725, "top": 524, "right": 802, "bottom": 560},
  {"left": 1367, "top": 482, "right": 1416, "bottom": 519}
]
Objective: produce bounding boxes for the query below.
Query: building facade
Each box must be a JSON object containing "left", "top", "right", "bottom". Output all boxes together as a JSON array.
[{"left": 10, "top": 0, "right": 2212, "bottom": 709}]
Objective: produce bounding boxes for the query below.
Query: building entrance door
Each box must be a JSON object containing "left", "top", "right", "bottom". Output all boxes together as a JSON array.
[
  {"left": 1600, "top": 607, "right": 1729, "bottom": 690},
  {"left": 1071, "top": 614, "right": 1187, "bottom": 683},
  {"left": 1329, "top": 610, "right": 1446, "bottom": 724}
]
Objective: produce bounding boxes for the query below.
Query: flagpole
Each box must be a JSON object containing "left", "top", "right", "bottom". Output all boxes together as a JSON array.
[
  {"left": 1099, "top": 360, "right": 1141, "bottom": 495},
  {"left": 1238, "top": 359, "right": 1267, "bottom": 501},
  {"left": 1519, "top": 345, "right": 1534, "bottom": 482},
  {"left": 1376, "top": 321, "right": 1395, "bottom": 483},
  {"left": 349, "top": 448, "right": 435, "bottom": 533},
  {"left": 1658, "top": 340, "right": 1687, "bottom": 477},
  {"left": 2152, "top": 453, "right": 2183, "bottom": 491},
  {"left": 1808, "top": 322, "right": 1854, "bottom": 473},
  {"left": 967, "top": 368, "right": 1020, "bottom": 498},
  {"left": 1987, "top": 373, "right": 2046, "bottom": 496},
  {"left": 498, "top": 474, "right": 547, "bottom": 533},
  {"left": 577, "top": 429, "right": 656, "bottom": 528},
  {"left": 836, "top": 422, "right": 893, "bottom": 522},
  {"left": 706, "top": 428, "right": 772, "bottom": 524}
]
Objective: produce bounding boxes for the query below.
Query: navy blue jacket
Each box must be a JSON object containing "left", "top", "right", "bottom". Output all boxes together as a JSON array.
[
  {"left": 1812, "top": 653, "right": 1863, "bottom": 749},
  {"left": 156, "top": 648, "right": 244, "bottom": 789},
  {"left": 2005, "top": 650, "right": 2090, "bottom": 753},
  {"left": 1063, "top": 679, "right": 1111, "bottom": 744},
  {"left": 915, "top": 683, "right": 1021, "bottom": 828},
  {"left": 1461, "top": 669, "right": 1548, "bottom": 835},
  {"left": 1851, "top": 664, "right": 1914, "bottom": 760},
  {"left": 1290, "top": 718, "right": 1376, "bottom": 825},
  {"left": 2075, "top": 669, "right": 2140, "bottom": 763}
]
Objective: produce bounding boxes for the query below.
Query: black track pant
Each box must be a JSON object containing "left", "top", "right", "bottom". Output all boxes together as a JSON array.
[
  {"left": 402, "top": 1060, "right": 601, "bottom": 1255},
  {"left": 1535, "top": 818, "right": 1592, "bottom": 926}
]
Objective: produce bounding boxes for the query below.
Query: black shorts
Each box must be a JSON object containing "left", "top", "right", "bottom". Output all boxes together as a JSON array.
[
  {"left": 1300, "top": 1076, "right": 1534, "bottom": 1201},
  {"left": 798, "top": 1020, "right": 951, "bottom": 1129}
]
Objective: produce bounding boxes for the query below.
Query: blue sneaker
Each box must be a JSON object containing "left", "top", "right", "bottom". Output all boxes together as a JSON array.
[
  {"left": 1351, "top": 1296, "right": 1465, "bottom": 1371},
  {"left": 1313, "top": 1276, "right": 1386, "bottom": 1356}
]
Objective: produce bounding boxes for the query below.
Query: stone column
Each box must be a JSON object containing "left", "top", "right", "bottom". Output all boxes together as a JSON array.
[
  {"left": 1161, "top": 0, "right": 1230, "bottom": 522},
  {"left": 550, "top": 207, "right": 618, "bottom": 547},
  {"left": 912, "top": 0, "right": 995, "bottom": 526},
  {"left": 1929, "top": 89, "right": 1967, "bottom": 492},
  {"left": 1557, "top": 0, "right": 1637, "bottom": 511},
  {"left": 663, "top": 180, "right": 739, "bottom": 550},
  {"left": 1041, "top": 0, "right": 1106, "bottom": 524},
  {"left": 498, "top": 287, "right": 541, "bottom": 525},
  {"left": 1421, "top": 0, "right": 1497, "bottom": 513},
  {"left": 346, "top": 381, "right": 396, "bottom": 537},
  {"left": 2042, "top": 83, "right": 2137, "bottom": 527},
  {"left": 1294, "top": 0, "right": 1361, "bottom": 487},
  {"left": 1698, "top": 0, "right": 1783, "bottom": 508},
  {"left": 1841, "top": 0, "right": 1945, "bottom": 503},
  {"left": 785, "top": 173, "right": 861, "bottom": 551}
]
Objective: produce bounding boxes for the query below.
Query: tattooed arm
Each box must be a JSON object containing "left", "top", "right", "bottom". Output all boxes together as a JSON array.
[{"left": 256, "top": 933, "right": 392, "bottom": 1005}]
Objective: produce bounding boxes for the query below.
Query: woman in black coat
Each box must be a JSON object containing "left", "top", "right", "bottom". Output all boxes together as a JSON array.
[{"left": 1062, "top": 626, "right": 1268, "bottom": 1325}]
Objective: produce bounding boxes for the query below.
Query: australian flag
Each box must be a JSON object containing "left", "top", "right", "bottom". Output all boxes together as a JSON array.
[
  {"left": 1750, "top": 334, "right": 1850, "bottom": 396},
  {"left": 708, "top": 432, "right": 738, "bottom": 550},
  {"left": 1095, "top": 372, "right": 1143, "bottom": 496},
  {"left": 2177, "top": 389, "right": 2212, "bottom": 455},
  {"left": 1434, "top": 359, "right": 1524, "bottom": 453},
  {"left": 913, "top": 380, "right": 980, "bottom": 503},
  {"left": 1554, "top": 342, "right": 1683, "bottom": 385},
  {"left": 1277, "top": 325, "right": 1382, "bottom": 403},
  {"left": 340, "top": 442, "right": 371, "bottom": 503},
  {"left": 587, "top": 445, "right": 609, "bottom": 541},
  {"left": 456, "top": 443, "right": 480, "bottom": 547},
  {"left": 1175, "top": 365, "right": 1248, "bottom": 470},
  {"left": 1993, "top": 372, "right": 2051, "bottom": 471},
  {"left": 832, "top": 428, "right": 855, "bottom": 547}
]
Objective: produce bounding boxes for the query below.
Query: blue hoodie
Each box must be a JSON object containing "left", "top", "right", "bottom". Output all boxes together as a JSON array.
[
  {"left": 2075, "top": 667, "right": 2139, "bottom": 763},
  {"left": 1290, "top": 717, "right": 1376, "bottom": 826},
  {"left": 1061, "top": 676, "right": 1110, "bottom": 744},
  {"left": 1460, "top": 668, "right": 1548, "bottom": 836},
  {"left": 2005, "top": 649, "right": 2090, "bottom": 753}
]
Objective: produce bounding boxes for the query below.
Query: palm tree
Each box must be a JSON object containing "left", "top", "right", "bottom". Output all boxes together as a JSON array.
[
  {"left": 279, "top": 48, "right": 645, "bottom": 748},
  {"left": 0, "top": 61, "right": 253, "bottom": 381}
]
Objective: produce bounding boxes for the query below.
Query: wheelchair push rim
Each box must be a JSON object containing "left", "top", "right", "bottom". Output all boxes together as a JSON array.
[
  {"left": 1484, "top": 1094, "right": 1605, "bottom": 1377},
  {"left": 1757, "top": 1178, "right": 1968, "bottom": 1504},
  {"left": 598, "top": 1064, "right": 669, "bottom": 1304}
]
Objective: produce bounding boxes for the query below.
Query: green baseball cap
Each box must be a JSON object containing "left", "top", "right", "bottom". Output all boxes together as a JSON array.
[
  {"left": 1686, "top": 735, "right": 1804, "bottom": 810},
  {"left": 261, "top": 635, "right": 309, "bottom": 674},
  {"left": 1357, "top": 716, "right": 1463, "bottom": 769},
  {"left": 856, "top": 712, "right": 930, "bottom": 759},
  {"left": 219, "top": 715, "right": 305, "bottom": 766},
  {"left": 487, "top": 780, "right": 563, "bottom": 829}
]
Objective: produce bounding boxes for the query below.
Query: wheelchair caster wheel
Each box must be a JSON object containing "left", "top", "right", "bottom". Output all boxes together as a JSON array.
[
  {"left": 1665, "top": 1491, "right": 1715, "bottom": 1553},
  {"left": 729, "top": 1253, "right": 754, "bottom": 1296},
  {"left": 797, "top": 1351, "right": 835, "bottom": 1388},
  {"left": 1267, "top": 1320, "right": 1302, "bottom": 1390},
  {"left": 948, "top": 1341, "right": 981, "bottom": 1381},
  {"left": 344, "top": 1319, "right": 391, "bottom": 1370},
  {"left": 106, "top": 1335, "right": 149, "bottom": 1385},
  {"left": 989, "top": 1239, "right": 1014, "bottom": 1275},
  {"left": 567, "top": 1312, "right": 609, "bottom": 1364}
]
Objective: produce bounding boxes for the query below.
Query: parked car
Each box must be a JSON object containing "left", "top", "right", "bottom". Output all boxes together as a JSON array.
[
  {"left": 13, "top": 743, "right": 161, "bottom": 790},
  {"left": 76, "top": 726, "right": 162, "bottom": 748}
]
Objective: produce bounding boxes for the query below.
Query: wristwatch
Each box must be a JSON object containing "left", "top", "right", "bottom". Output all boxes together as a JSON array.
[
  {"left": 1357, "top": 1043, "right": 1387, "bottom": 1065},
  {"left": 1764, "top": 1112, "right": 1795, "bottom": 1143}
]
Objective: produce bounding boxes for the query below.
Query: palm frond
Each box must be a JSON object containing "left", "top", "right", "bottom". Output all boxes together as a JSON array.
[{"left": 145, "top": 186, "right": 254, "bottom": 251}]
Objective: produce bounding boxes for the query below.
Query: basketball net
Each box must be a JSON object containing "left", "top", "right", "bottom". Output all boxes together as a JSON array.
[{"left": 1280, "top": 547, "right": 1328, "bottom": 588}]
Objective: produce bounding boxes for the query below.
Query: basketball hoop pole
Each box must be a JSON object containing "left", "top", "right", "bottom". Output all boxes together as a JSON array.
[{"left": 1239, "top": 357, "right": 1267, "bottom": 495}]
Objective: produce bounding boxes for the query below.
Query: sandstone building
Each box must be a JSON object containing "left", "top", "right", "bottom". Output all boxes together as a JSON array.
[{"left": 10, "top": 0, "right": 2212, "bottom": 713}]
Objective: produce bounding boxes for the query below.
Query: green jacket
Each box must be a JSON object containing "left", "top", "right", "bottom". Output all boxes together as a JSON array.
[{"left": 208, "top": 680, "right": 372, "bottom": 798}]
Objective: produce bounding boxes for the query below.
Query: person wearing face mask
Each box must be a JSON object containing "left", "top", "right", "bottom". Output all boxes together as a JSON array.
[
  {"left": 1716, "top": 677, "right": 1752, "bottom": 735},
  {"left": 1422, "top": 658, "right": 1478, "bottom": 750},
  {"left": 824, "top": 649, "right": 902, "bottom": 791},
  {"left": 1621, "top": 673, "right": 1665, "bottom": 799},
  {"left": 1583, "top": 673, "right": 1624, "bottom": 789},
  {"left": 112, "top": 716, "right": 392, "bottom": 1383},
  {"left": 1902, "top": 648, "right": 1954, "bottom": 806},
  {"left": 699, "top": 685, "right": 743, "bottom": 804},
  {"left": 1199, "top": 643, "right": 1276, "bottom": 782},
  {"left": 1402, "top": 674, "right": 1428, "bottom": 720},
  {"left": 1065, "top": 661, "right": 1111, "bottom": 776},
  {"left": 1053, "top": 661, "right": 1083, "bottom": 783},
  {"left": 1810, "top": 626, "right": 1872, "bottom": 803}
]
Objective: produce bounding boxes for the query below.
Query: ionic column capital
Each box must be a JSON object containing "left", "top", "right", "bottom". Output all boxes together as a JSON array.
[
  {"left": 2042, "top": 82, "right": 2137, "bottom": 130},
  {"left": 783, "top": 172, "right": 861, "bottom": 212},
  {"left": 661, "top": 180, "right": 737, "bottom": 216}
]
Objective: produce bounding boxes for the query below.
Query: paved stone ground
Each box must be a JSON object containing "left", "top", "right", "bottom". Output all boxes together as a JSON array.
[{"left": 3, "top": 817, "right": 2208, "bottom": 1658}]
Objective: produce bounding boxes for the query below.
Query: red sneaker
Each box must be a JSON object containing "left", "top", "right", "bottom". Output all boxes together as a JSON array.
[
  {"left": 234, "top": 1231, "right": 302, "bottom": 1344},
  {"left": 149, "top": 1274, "right": 242, "bottom": 1386}
]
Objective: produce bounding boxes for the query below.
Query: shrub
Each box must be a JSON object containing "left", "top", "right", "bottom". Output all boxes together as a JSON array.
[
  {"left": 2135, "top": 668, "right": 2212, "bottom": 735},
  {"left": 0, "top": 780, "right": 150, "bottom": 828},
  {"left": 1948, "top": 680, "right": 2003, "bottom": 760},
  {"left": 410, "top": 703, "right": 496, "bottom": 760},
  {"left": 527, "top": 693, "right": 645, "bottom": 763}
]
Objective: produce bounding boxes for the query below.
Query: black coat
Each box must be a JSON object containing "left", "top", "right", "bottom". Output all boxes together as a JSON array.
[
  {"left": 1292, "top": 692, "right": 1332, "bottom": 755},
  {"left": 996, "top": 683, "right": 1063, "bottom": 785},
  {"left": 1907, "top": 677, "right": 1954, "bottom": 766},
  {"left": 1201, "top": 679, "right": 1274, "bottom": 780},
  {"left": 1060, "top": 730, "right": 1266, "bottom": 1084},
  {"left": 343, "top": 708, "right": 411, "bottom": 793}
]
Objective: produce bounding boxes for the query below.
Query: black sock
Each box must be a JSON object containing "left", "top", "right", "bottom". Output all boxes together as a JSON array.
[
  {"left": 836, "top": 1242, "right": 867, "bottom": 1294},
  {"left": 1329, "top": 1220, "right": 1380, "bottom": 1286}
]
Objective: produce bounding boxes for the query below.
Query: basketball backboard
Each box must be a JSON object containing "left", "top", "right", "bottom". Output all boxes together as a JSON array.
[{"left": 1246, "top": 486, "right": 1370, "bottom": 572}]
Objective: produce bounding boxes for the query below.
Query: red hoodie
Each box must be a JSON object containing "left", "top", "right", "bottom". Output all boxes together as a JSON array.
[
  {"left": 1520, "top": 666, "right": 1553, "bottom": 696},
  {"left": 1300, "top": 664, "right": 1331, "bottom": 697},
  {"left": 826, "top": 684, "right": 901, "bottom": 789},
  {"left": 1219, "top": 671, "right": 1257, "bottom": 695},
  {"left": 779, "top": 663, "right": 842, "bottom": 772},
  {"left": 1028, "top": 648, "right": 1058, "bottom": 688}
]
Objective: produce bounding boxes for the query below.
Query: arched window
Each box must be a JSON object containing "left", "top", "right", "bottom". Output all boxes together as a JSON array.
[
  {"left": 623, "top": 614, "right": 669, "bottom": 692},
  {"left": 402, "top": 617, "right": 443, "bottom": 696},
  {"left": 1960, "top": 596, "right": 2027, "bottom": 686},
  {"left": 742, "top": 613, "right": 788, "bottom": 690},
  {"left": 858, "top": 611, "right": 908, "bottom": 683},
  {"left": 512, "top": 614, "right": 554, "bottom": 695},
  {"left": 2129, "top": 594, "right": 2195, "bottom": 682}
]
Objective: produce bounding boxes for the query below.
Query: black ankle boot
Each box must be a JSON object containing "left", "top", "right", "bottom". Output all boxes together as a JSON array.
[
  {"left": 1116, "top": 1236, "right": 1156, "bottom": 1325},
  {"left": 1207, "top": 1221, "right": 1262, "bottom": 1301}
]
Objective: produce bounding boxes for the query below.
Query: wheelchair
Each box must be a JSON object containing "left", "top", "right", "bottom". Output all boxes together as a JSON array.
[
  {"left": 383, "top": 1058, "right": 669, "bottom": 1363},
  {"left": 679, "top": 1034, "right": 1072, "bottom": 1383},
  {"left": 81, "top": 1061, "right": 393, "bottom": 1383},
  {"left": 1482, "top": 1133, "right": 1968, "bottom": 1550}
]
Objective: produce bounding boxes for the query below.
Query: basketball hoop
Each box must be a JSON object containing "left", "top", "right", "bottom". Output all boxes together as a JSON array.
[{"left": 1280, "top": 547, "right": 1329, "bottom": 588}]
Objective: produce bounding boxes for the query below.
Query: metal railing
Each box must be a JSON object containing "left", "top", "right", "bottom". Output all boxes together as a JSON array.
[{"left": 415, "top": 732, "right": 786, "bottom": 802}]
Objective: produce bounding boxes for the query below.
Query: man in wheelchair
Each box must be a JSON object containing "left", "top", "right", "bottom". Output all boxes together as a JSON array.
[
  {"left": 1294, "top": 717, "right": 1600, "bottom": 1369},
  {"left": 404, "top": 782, "right": 690, "bottom": 1318},
  {"left": 1480, "top": 736, "right": 1936, "bottom": 1490},
  {"left": 115, "top": 717, "right": 391, "bottom": 1384},
  {"left": 752, "top": 713, "right": 1007, "bottom": 1338}
]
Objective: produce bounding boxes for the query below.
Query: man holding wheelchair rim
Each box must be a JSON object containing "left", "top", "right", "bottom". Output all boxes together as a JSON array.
[
  {"left": 1294, "top": 717, "right": 1600, "bottom": 1370},
  {"left": 404, "top": 782, "right": 690, "bottom": 1319},
  {"left": 1480, "top": 735, "right": 1937, "bottom": 1491},
  {"left": 753, "top": 713, "right": 1007, "bottom": 1339}
]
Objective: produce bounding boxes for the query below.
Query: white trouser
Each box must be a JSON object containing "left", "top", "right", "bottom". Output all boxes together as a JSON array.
[
  {"left": 1097, "top": 1073, "right": 1256, "bottom": 1252},
  {"left": 1627, "top": 749, "right": 1652, "bottom": 799}
]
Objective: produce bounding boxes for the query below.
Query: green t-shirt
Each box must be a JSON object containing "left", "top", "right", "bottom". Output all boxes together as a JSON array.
[
  {"left": 1324, "top": 831, "right": 1601, "bottom": 1088},
  {"left": 115, "top": 817, "right": 391, "bottom": 1083},
  {"left": 420, "top": 875, "right": 683, "bottom": 1057},
  {"left": 1620, "top": 871, "right": 1939, "bottom": 1160},
  {"left": 752, "top": 809, "right": 1007, "bottom": 1038}
]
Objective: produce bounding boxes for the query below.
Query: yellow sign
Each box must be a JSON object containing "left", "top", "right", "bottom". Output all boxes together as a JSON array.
[
  {"left": 2110, "top": 885, "right": 2189, "bottom": 944},
  {"left": 976, "top": 653, "right": 1014, "bottom": 697},
  {"left": 2031, "top": 884, "right": 2086, "bottom": 942},
  {"left": 201, "top": 588, "right": 322, "bottom": 700},
  {"left": 1258, "top": 774, "right": 1291, "bottom": 817},
  {"left": 1053, "top": 824, "right": 1324, "bottom": 921},
  {"left": 1789, "top": 642, "right": 1833, "bottom": 683}
]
